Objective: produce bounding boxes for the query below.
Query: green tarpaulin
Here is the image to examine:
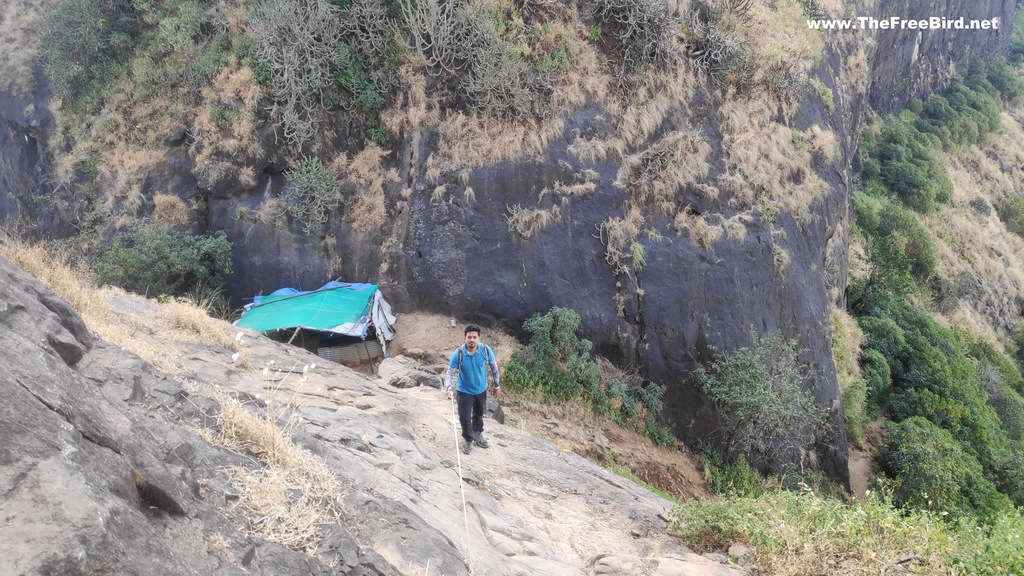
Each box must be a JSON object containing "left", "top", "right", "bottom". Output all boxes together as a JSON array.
[{"left": 235, "top": 283, "right": 394, "bottom": 341}]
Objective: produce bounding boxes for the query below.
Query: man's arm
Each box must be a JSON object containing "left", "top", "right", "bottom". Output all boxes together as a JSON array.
[
  {"left": 444, "top": 367, "right": 457, "bottom": 395},
  {"left": 488, "top": 354, "right": 500, "bottom": 397}
]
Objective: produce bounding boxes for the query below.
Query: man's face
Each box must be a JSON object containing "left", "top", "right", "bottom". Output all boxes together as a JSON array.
[{"left": 465, "top": 331, "right": 480, "bottom": 351}]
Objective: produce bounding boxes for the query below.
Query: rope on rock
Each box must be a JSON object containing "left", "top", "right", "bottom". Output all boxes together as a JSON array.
[{"left": 449, "top": 393, "right": 473, "bottom": 567}]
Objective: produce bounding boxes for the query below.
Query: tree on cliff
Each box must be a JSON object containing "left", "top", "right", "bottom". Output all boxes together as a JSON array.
[{"left": 693, "top": 330, "right": 829, "bottom": 481}]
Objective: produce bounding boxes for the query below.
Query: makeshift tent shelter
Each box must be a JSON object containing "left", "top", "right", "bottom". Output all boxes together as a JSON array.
[{"left": 235, "top": 282, "right": 397, "bottom": 363}]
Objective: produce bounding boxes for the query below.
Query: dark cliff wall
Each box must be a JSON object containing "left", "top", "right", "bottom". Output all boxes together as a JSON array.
[
  {"left": 0, "top": 67, "right": 58, "bottom": 235},
  {"left": 868, "top": 0, "right": 1015, "bottom": 115}
]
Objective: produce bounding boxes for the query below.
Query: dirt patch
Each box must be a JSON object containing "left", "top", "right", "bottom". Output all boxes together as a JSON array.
[
  {"left": 848, "top": 417, "right": 885, "bottom": 501},
  {"left": 388, "top": 312, "right": 710, "bottom": 502}
]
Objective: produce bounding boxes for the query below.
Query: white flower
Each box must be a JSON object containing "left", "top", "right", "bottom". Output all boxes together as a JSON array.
[
  {"left": 231, "top": 352, "right": 240, "bottom": 362},
  {"left": 235, "top": 332, "right": 244, "bottom": 341},
  {"left": 262, "top": 367, "right": 269, "bottom": 377},
  {"left": 268, "top": 360, "right": 276, "bottom": 365},
  {"left": 309, "top": 363, "right": 316, "bottom": 370},
  {"left": 303, "top": 364, "right": 309, "bottom": 374}
]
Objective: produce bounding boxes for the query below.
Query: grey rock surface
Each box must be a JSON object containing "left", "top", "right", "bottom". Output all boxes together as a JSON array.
[{"left": 0, "top": 255, "right": 744, "bottom": 576}]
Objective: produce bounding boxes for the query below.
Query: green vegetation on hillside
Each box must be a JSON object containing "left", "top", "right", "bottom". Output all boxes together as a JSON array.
[
  {"left": 503, "top": 306, "right": 675, "bottom": 446},
  {"left": 670, "top": 481, "right": 1024, "bottom": 575},
  {"left": 845, "top": 58, "right": 1024, "bottom": 527},
  {"left": 95, "top": 221, "right": 233, "bottom": 301}
]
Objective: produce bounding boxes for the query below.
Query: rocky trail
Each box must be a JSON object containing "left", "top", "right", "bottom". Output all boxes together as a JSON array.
[{"left": 0, "top": 255, "right": 743, "bottom": 576}]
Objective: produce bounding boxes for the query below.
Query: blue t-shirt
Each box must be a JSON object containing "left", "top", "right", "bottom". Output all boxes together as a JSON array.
[{"left": 448, "top": 345, "right": 492, "bottom": 395}]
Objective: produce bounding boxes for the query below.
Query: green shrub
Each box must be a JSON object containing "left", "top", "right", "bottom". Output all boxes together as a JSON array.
[
  {"left": 41, "top": 0, "right": 137, "bottom": 105},
  {"left": 842, "top": 378, "right": 868, "bottom": 444},
  {"left": 969, "top": 196, "right": 993, "bottom": 216},
  {"left": 693, "top": 330, "right": 829, "bottom": 479},
  {"left": 818, "top": 81, "right": 835, "bottom": 113},
  {"left": 512, "top": 307, "right": 599, "bottom": 401},
  {"left": 858, "top": 347, "right": 892, "bottom": 415},
  {"left": 997, "top": 195, "right": 1024, "bottom": 238},
  {"left": 880, "top": 417, "right": 1010, "bottom": 522},
  {"left": 708, "top": 454, "right": 765, "bottom": 497},
  {"left": 878, "top": 205, "right": 938, "bottom": 282},
  {"left": 859, "top": 300, "right": 1024, "bottom": 510},
  {"left": 985, "top": 57, "right": 1024, "bottom": 102},
  {"left": 282, "top": 157, "right": 344, "bottom": 235},
  {"left": 95, "top": 222, "right": 233, "bottom": 298},
  {"left": 671, "top": 483, "right": 1024, "bottom": 574},
  {"left": 644, "top": 422, "right": 677, "bottom": 448}
]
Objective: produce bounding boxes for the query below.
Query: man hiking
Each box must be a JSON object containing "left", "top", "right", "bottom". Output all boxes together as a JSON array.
[{"left": 445, "top": 324, "right": 500, "bottom": 455}]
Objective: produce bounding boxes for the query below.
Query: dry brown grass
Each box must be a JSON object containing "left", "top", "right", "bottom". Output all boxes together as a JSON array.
[
  {"left": 616, "top": 129, "right": 711, "bottom": 213},
  {"left": 346, "top": 178, "right": 386, "bottom": 234},
  {"left": 155, "top": 301, "right": 237, "bottom": 350},
  {"left": 735, "top": 0, "right": 826, "bottom": 84},
  {"left": 598, "top": 208, "right": 646, "bottom": 274},
  {"left": 718, "top": 97, "right": 826, "bottom": 222},
  {"left": 536, "top": 181, "right": 595, "bottom": 203},
  {"left": 435, "top": 111, "right": 565, "bottom": 176},
  {"left": 0, "top": 238, "right": 240, "bottom": 373},
  {"left": 0, "top": 0, "right": 58, "bottom": 95},
  {"left": 381, "top": 63, "right": 439, "bottom": 136},
  {"left": 152, "top": 194, "right": 190, "bottom": 227},
  {"left": 568, "top": 72, "right": 694, "bottom": 165},
  {"left": 347, "top": 144, "right": 388, "bottom": 186},
  {"left": 924, "top": 125, "right": 1024, "bottom": 341},
  {"left": 805, "top": 124, "right": 837, "bottom": 163},
  {"left": 205, "top": 388, "right": 344, "bottom": 554},
  {"left": 674, "top": 207, "right": 722, "bottom": 249},
  {"left": 506, "top": 203, "right": 560, "bottom": 239}
]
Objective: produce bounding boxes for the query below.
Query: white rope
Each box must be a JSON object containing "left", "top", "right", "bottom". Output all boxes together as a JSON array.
[{"left": 449, "top": 392, "right": 473, "bottom": 566}]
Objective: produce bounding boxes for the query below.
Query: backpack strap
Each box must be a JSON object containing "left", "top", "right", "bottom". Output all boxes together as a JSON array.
[{"left": 457, "top": 344, "right": 490, "bottom": 372}]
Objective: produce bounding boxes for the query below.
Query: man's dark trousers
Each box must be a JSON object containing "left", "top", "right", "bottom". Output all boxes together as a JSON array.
[{"left": 456, "top": 390, "right": 487, "bottom": 441}]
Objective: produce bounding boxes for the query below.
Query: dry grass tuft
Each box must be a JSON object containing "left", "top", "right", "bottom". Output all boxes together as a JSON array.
[
  {"left": 805, "top": 125, "right": 837, "bottom": 163},
  {"left": 347, "top": 145, "right": 389, "bottom": 186},
  {"left": 537, "top": 181, "right": 596, "bottom": 203},
  {"left": 506, "top": 203, "right": 560, "bottom": 239},
  {"left": 674, "top": 207, "right": 722, "bottom": 249},
  {"left": 155, "top": 301, "right": 237, "bottom": 350},
  {"left": 617, "top": 129, "right": 711, "bottom": 212},
  {"left": 208, "top": 389, "right": 344, "bottom": 553},
  {"left": 152, "top": 194, "right": 190, "bottom": 227},
  {"left": 430, "top": 184, "right": 448, "bottom": 203},
  {"left": 381, "top": 64, "right": 439, "bottom": 136},
  {"left": 435, "top": 112, "right": 565, "bottom": 176},
  {"left": 718, "top": 98, "right": 826, "bottom": 220},
  {"left": 568, "top": 72, "right": 694, "bottom": 166},
  {"left": 0, "top": 238, "right": 242, "bottom": 373},
  {"left": 347, "top": 178, "right": 387, "bottom": 234}
]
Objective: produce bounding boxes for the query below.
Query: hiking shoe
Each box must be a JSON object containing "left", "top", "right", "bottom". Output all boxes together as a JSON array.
[
  {"left": 473, "top": 433, "right": 489, "bottom": 449},
  {"left": 462, "top": 439, "right": 472, "bottom": 455}
]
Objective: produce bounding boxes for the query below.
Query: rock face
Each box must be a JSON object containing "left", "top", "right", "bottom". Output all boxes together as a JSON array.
[
  {"left": 0, "top": 0, "right": 1015, "bottom": 487},
  {"left": 867, "top": 0, "right": 1016, "bottom": 115},
  {"left": 0, "top": 255, "right": 743, "bottom": 576}
]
